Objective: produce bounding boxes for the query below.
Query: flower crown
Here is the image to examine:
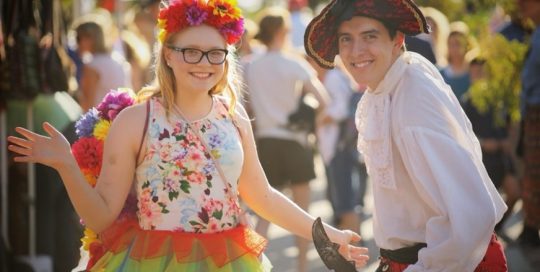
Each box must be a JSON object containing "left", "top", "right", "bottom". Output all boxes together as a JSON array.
[{"left": 157, "top": 0, "right": 244, "bottom": 45}]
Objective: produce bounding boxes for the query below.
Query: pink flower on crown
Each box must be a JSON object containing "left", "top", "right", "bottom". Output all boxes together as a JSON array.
[
  {"left": 220, "top": 18, "right": 245, "bottom": 44},
  {"left": 186, "top": 3, "right": 208, "bottom": 25}
]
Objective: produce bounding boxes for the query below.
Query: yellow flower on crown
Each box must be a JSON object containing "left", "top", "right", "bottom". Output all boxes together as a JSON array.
[
  {"left": 93, "top": 119, "right": 111, "bottom": 141},
  {"left": 208, "top": 0, "right": 241, "bottom": 21},
  {"left": 157, "top": 18, "right": 167, "bottom": 44}
]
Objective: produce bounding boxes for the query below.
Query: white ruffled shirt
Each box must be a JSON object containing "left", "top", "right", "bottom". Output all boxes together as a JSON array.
[{"left": 356, "top": 52, "right": 507, "bottom": 271}]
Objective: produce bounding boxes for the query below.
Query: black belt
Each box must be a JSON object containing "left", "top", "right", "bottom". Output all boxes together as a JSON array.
[{"left": 379, "top": 243, "right": 427, "bottom": 264}]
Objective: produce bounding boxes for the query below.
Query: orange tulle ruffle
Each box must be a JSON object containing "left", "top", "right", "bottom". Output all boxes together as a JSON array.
[{"left": 94, "top": 218, "right": 268, "bottom": 269}]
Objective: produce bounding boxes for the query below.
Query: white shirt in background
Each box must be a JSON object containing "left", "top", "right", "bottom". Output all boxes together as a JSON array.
[
  {"left": 246, "top": 51, "right": 316, "bottom": 143},
  {"left": 84, "top": 52, "right": 132, "bottom": 107},
  {"left": 316, "top": 68, "right": 356, "bottom": 165}
]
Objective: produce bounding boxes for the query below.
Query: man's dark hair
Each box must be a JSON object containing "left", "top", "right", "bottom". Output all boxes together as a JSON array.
[
  {"left": 334, "top": 10, "right": 399, "bottom": 39},
  {"left": 332, "top": 1, "right": 399, "bottom": 39}
]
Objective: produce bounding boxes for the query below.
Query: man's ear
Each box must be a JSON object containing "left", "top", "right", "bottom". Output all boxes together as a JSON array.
[{"left": 394, "top": 32, "right": 405, "bottom": 50}]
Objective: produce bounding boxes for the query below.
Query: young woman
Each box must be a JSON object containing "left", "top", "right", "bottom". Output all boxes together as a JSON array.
[{"left": 7, "top": 1, "right": 368, "bottom": 271}]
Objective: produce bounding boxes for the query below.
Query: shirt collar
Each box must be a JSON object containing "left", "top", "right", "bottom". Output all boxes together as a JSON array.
[{"left": 368, "top": 52, "right": 409, "bottom": 96}]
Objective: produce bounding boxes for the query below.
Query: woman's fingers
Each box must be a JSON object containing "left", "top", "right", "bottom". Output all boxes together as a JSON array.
[
  {"left": 349, "top": 247, "right": 369, "bottom": 268},
  {"left": 7, "top": 124, "right": 69, "bottom": 169},
  {"left": 7, "top": 144, "right": 33, "bottom": 156},
  {"left": 42, "top": 122, "right": 61, "bottom": 138},
  {"left": 14, "top": 127, "right": 39, "bottom": 141},
  {"left": 349, "top": 246, "right": 369, "bottom": 255},
  {"left": 13, "top": 156, "right": 34, "bottom": 163},
  {"left": 7, "top": 136, "right": 33, "bottom": 148},
  {"left": 345, "top": 244, "right": 369, "bottom": 268},
  {"left": 349, "top": 232, "right": 362, "bottom": 243}
]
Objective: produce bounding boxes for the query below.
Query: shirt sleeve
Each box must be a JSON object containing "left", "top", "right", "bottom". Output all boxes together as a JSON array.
[
  {"left": 293, "top": 55, "right": 317, "bottom": 82},
  {"left": 324, "top": 71, "right": 351, "bottom": 121},
  {"left": 397, "top": 126, "right": 499, "bottom": 272}
]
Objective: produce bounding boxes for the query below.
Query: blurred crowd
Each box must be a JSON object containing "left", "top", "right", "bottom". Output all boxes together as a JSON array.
[{"left": 1, "top": 0, "right": 539, "bottom": 271}]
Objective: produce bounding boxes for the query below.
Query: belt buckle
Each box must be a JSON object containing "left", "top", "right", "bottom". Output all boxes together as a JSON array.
[{"left": 378, "top": 256, "right": 391, "bottom": 272}]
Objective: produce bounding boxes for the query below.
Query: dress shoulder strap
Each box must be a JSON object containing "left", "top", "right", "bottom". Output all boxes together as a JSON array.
[
  {"left": 217, "top": 97, "right": 242, "bottom": 139},
  {"left": 136, "top": 99, "right": 151, "bottom": 163}
]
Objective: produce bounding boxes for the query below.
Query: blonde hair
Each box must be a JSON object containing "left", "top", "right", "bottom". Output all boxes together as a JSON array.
[{"left": 137, "top": 32, "right": 242, "bottom": 115}]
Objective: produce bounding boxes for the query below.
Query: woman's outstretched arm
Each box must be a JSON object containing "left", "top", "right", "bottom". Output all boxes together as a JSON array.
[
  {"left": 7, "top": 103, "right": 146, "bottom": 232},
  {"left": 234, "top": 105, "right": 369, "bottom": 268}
]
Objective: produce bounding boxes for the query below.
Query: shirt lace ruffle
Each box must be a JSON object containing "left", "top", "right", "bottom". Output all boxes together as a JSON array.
[{"left": 355, "top": 92, "right": 396, "bottom": 189}]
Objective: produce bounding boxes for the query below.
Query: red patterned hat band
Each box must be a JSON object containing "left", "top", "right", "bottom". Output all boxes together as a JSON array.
[{"left": 158, "top": 0, "right": 244, "bottom": 45}]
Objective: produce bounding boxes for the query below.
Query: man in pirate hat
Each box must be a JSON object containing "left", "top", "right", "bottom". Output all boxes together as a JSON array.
[{"left": 305, "top": 1, "right": 508, "bottom": 271}]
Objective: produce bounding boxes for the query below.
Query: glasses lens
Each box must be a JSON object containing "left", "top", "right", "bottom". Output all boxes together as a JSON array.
[
  {"left": 183, "top": 49, "right": 203, "bottom": 63},
  {"left": 208, "top": 50, "right": 227, "bottom": 64}
]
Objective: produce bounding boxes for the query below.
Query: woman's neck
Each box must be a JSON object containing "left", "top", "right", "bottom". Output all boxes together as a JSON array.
[
  {"left": 449, "top": 58, "right": 468, "bottom": 74},
  {"left": 174, "top": 92, "right": 213, "bottom": 122}
]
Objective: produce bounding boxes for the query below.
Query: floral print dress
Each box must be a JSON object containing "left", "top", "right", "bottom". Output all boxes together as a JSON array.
[
  {"left": 136, "top": 96, "right": 244, "bottom": 232},
  {"left": 90, "top": 96, "right": 269, "bottom": 271}
]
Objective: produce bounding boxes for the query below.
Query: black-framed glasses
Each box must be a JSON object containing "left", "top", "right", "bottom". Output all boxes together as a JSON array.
[{"left": 167, "top": 46, "right": 228, "bottom": 65}]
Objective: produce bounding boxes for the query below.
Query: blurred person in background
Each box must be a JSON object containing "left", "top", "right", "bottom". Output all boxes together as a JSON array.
[
  {"left": 75, "top": 21, "right": 132, "bottom": 111},
  {"left": 440, "top": 21, "right": 476, "bottom": 101},
  {"left": 288, "top": 0, "right": 312, "bottom": 51},
  {"left": 237, "top": 18, "right": 265, "bottom": 62},
  {"left": 246, "top": 6, "right": 331, "bottom": 272},
  {"left": 498, "top": 6, "right": 533, "bottom": 42},
  {"left": 120, "top": 30, "right": 152, "bottom": 92},
  {"left": 516, "top": 0, "right": 540, "bottom": 248},
  {"left": 309, "top": 56, "right": 367, "bottom": 234},
  {"left": 128, "top": 0, "right": 160, "bottom": 50},
  {"left": 123, "top": 0, "right": 161, "bottom": 88},
  {"left": 461, "top": 58, "right": 520, "bottom": 238},
  {"left": 419, "top": 6, "right": 450, "bottom": 68},
  {"left": 237, "top": 18, "right": 264, "bottom": 122}
]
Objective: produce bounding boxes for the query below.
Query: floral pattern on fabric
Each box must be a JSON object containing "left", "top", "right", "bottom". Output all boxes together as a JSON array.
[{"left": 135, "top": 97, "right": 244, "bottom": 233}]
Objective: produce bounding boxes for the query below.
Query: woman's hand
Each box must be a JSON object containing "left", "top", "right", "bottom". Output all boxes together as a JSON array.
[
  {"left": 7, "top": 122, "right": 73, "bottom": 170},
  {"left": 337, "top": 229, "right": 370, "bottom": 268}
]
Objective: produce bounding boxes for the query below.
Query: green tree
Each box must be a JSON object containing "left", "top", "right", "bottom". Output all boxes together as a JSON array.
[
  {"left": 415, "top": 0, "right": 465, "bottom": 21},
  {"left": 469, "top": 34, "right": 528, "bottom": 124}
]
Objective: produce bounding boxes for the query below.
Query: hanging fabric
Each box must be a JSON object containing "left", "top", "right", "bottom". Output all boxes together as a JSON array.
[
  {"left": 41, "top": 0, "right": 70, "bottom": 93},
  {"left": 2, "top": 0, "right": 42, "bottom": 100}
]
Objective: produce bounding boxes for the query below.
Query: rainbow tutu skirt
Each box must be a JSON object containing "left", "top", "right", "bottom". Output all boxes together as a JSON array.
[{"left": 87, "top": 219, "right": 271, "bottom": 271}]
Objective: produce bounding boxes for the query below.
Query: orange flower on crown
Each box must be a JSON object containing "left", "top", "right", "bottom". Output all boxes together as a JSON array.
[
  {"left": 157, "top": 0, "right": 244, "bottom": 44},
  {"left": 207, "top": 0, "right": 241, "bottom": 21}
]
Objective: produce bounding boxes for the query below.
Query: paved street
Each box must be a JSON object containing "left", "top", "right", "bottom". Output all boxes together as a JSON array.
[{"left": 259, "top": 156, "right": 538, "bottom": 272}]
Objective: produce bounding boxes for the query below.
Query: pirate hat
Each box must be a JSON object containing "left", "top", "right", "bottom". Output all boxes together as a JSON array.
[{"left": 304, "top": 0, "right": 430, "bottom": 69}]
